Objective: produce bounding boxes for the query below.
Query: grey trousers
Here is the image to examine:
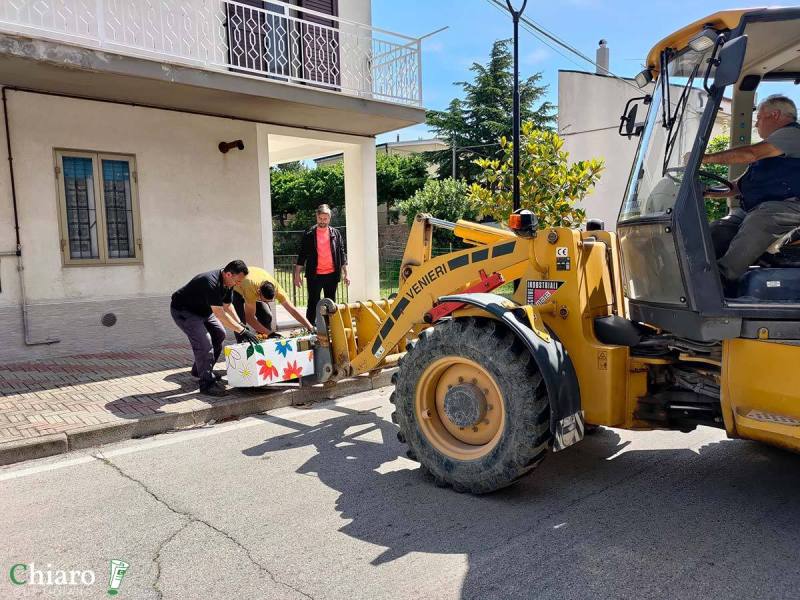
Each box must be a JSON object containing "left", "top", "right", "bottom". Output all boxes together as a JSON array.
[
  {"left": 710, "top": 200, "right": 800, "bottom": 280},
  {"left": 170, "top": 307, "right": 226, "bottom": 388}
]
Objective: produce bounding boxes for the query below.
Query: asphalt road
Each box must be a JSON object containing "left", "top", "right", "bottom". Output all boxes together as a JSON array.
[{"left": 2, "top": 385, "right": 799, "bottom": 600}]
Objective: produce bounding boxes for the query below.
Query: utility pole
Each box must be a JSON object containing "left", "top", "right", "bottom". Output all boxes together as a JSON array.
[
  {"left": 452, "top": 142, "right": 457, "bottom": 180},
  {"left": 505, "top": 0, "right": 528, "bottom": 211}
]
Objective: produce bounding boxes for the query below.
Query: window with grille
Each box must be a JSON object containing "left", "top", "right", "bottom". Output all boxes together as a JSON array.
[{"left": 55, "top": 151, "right": 142, "bottom": 265}]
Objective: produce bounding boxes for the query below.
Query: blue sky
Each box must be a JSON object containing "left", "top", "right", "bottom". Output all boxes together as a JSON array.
[{"left": 372, "top": 0, "right": 797, "bottom": 143}]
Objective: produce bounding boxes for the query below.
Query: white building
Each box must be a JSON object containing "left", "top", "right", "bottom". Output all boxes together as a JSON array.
[
  {"left": 558, "top": 70, "right": 732, "bottom": 229},
  {"left": 0, "top": 0, "right": 426, "bottom": 361}
]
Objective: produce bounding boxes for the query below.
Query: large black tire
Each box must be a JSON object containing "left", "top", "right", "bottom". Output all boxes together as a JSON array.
[{"left": 391, "top": 317, "right": 551, "bottom": 494}]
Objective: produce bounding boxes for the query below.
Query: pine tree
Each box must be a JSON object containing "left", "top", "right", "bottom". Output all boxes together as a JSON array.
[{"left": 426, "top": 39, "right": 555, "bottom": 181}]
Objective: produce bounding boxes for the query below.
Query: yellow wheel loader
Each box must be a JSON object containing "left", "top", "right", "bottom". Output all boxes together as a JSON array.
[{"left": 312, "top": 8, "right": 800, "bottom": 493}]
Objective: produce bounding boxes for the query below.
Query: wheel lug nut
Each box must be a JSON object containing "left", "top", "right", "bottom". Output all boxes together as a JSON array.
[
  {"left": 447, "top": 385, "right": 452, "bottom": 390},
  {"left": 472, "top": 378, "right": 477, "bottom": 384},
  {"left": 472, "top": 426, "right": 479, "bottom": 432},
  {"left": 458, "top": 377, "right": 464, "bottom": 383},
  {"left": 483, "top": 388, "right": 489, "bottom": 395}
]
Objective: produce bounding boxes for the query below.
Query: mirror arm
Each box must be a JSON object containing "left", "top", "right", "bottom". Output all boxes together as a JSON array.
[{"left": 703, "top": 35, "right": 726, "bottom": 94}]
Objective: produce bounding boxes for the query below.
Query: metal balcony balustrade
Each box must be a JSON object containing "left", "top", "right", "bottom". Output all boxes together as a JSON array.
[{"left": 0, "top": 0, "right": 423, "bottom": 107}]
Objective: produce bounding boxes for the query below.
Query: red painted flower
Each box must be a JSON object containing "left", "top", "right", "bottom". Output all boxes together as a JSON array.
[
  {"left": 283, "top": 360, "right": 303, "bottom": 380},
  {"left": 257, "top": 359, "right": 279, "bottom": 381}
]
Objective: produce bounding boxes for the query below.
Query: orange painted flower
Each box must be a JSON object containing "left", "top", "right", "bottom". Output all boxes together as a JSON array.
[
  {"left": 283, "top": 360, "right": 303, "bottom": 380},
  {"left": 257, "top": 359, "right": 279, "bottom": 381}
]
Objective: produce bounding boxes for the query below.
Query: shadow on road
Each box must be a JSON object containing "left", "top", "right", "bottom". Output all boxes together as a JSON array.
[{"left": 243, "top": 405, "right": 800, "bottom": 599}]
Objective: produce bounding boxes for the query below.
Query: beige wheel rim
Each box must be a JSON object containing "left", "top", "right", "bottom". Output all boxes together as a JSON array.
[{"left": 414, "top": 356, "right": 505, "bottom": 460}]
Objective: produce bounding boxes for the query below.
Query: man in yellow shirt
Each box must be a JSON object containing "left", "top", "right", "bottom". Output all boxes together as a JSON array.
[{"left": 232, "top": 266, "right": 313, "bottom": 341}]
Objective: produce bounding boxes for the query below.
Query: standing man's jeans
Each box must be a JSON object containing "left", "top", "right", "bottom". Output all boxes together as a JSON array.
[
  {"left": 710, "top": 199, "right": 800, "bottom": 280},
  {"left": 231, "top": 291, "right": 273, "bottom": 343},
  {"left": 305, "top": 273, "right": 339, "bottom": 324},
  {"left": 170, "top": 307, "right": 226, "bottom": 389}
]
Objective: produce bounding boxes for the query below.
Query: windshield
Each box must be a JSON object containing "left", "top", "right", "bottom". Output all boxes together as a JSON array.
[{"left": 619, "top": 46, "right": 716, "bottom": 221}]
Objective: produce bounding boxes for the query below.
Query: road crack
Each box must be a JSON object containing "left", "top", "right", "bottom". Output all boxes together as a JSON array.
[{"left": 95, "top": 453, "right": 314, "bottom": 600}]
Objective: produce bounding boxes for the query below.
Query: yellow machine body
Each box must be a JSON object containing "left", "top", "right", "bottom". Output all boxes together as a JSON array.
[
  {"left": 320, "top": 214, "right": 800, "bottom": 454},
  {"left": 314, "top": 7, "right": 800, "bottom": 492}
]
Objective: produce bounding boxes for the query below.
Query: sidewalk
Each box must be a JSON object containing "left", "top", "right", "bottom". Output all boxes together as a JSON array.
[{"left": 0, "top": 343, "right": 393, "bottom": 466}]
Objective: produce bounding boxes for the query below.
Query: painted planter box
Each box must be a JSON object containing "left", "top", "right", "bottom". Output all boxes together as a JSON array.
[{"left": 224, "top": 336, "right": 315, "bottom": 387}]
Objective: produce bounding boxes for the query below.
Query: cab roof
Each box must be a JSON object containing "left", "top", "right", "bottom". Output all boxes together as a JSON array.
[{"left": 645, "top": 9, "right": 755, "bottom": 73}]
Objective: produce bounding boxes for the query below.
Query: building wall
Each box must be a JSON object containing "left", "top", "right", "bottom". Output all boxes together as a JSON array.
[
  {"left": 558, "top": 71, "right": 734, "bottom": 230},
  {"left": 337, "top": 0, "right": 372, "bottom": 96},
  {"left": 558, "top": 71, "right": 649, "bottom": 229},
  {"left": 0, "top": 91, "right": 265, "bottom": 361}
]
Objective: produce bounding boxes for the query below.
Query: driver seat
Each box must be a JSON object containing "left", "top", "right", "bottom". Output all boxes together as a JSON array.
[{"left": 734, "top": 227, "right": 800, "bottom": 301}]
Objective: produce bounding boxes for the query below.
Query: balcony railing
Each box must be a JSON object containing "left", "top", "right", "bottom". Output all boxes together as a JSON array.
[{"left": 0, "top": 0, "right": 423, "bottom": 107}]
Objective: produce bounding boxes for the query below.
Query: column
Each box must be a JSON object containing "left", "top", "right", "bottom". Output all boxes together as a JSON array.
[
  {"left": 343, "top": 138, "right": 379, "bottom": 301},
  {"left": 255, "top": 124, "right": 274, "bottom": 273}
]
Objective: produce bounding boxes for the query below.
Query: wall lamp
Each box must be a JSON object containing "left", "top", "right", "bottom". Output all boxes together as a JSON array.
[{"left": 218, "top": 139, "right": 244, "bottom": 153}]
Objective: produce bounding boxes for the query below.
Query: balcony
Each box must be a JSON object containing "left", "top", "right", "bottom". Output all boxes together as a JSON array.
[{"left": 0, "top": 0, "right": 423, "bottom": 108}]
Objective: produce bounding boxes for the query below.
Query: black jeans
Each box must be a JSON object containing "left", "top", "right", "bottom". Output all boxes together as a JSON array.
[
  {"left": 231, "top": 291, "right": 273, "bottom": 342},
  {"left": 170, "top": 307, "right": 226, "bottom": 389},
  {"left": 306, "top": 273, "right": 339, "bottom": 324}
]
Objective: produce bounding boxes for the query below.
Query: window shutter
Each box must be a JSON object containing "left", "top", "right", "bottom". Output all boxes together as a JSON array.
[{"left": 298, "top": 0, "right": 341, "bottom": 88}]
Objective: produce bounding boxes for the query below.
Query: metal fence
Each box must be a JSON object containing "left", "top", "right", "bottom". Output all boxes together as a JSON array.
[
  {"left": 0, "top": 0, "right": 423, "bottom": 107},
  {"left": 273, "top": 254, "right": 349, "bottom": 307}
]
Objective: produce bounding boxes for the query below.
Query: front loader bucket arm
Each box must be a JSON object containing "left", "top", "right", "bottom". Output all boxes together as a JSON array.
[{"left": 322, "top": 237, "right": 532, "bottom": 380}]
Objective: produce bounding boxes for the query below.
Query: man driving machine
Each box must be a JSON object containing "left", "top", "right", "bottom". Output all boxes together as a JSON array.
[{"left": 703, "top": 94, "right": 800, "bottom": 281}]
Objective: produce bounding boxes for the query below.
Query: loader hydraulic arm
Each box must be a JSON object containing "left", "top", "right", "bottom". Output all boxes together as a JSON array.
[{"left": 316, "top": 214, "right": 534, "bottom": 382}]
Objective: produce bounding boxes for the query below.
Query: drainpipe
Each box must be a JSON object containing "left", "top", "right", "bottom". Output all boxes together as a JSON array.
[{"left": 2, "top": 87, "right": 60, "bottom": 346}]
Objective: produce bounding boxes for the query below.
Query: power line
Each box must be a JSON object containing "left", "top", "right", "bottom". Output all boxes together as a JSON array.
[
  {"left": 485, "top": 0, "right": 645, "bottom": 95},
  {"left": 484, "top": 0, "right": 586, "bottom": 70}
]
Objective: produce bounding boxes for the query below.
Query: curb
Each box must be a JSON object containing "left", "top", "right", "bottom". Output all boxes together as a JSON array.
[{"left": 0, "top": 368, "right": 397, "bottom": 467}]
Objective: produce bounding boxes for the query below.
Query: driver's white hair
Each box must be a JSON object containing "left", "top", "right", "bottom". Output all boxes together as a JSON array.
[{"left": 758, "top": 94, "right": 797, "bottom": 121}]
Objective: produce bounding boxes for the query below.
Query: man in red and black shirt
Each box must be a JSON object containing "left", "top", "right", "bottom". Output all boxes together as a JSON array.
[{"left": 293, "top": 204, "right": 349, "bottom": 325}]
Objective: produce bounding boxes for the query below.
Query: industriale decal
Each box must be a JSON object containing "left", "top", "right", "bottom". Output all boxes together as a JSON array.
[{"left": 526, "top": 280, "right": 565, "bottom": 305}]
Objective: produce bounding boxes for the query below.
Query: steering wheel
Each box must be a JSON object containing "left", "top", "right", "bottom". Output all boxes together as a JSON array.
[
  {"left": 697, "top": 169, "right": 735, "bottom": 194},
  {"left": 664, "top": 166, "right": 734, "bottom": 194}
]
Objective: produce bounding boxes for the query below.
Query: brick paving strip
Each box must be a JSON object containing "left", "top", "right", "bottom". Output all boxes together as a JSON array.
[{"left": 0, "top": 344, "right": 394, "bottom": 466}]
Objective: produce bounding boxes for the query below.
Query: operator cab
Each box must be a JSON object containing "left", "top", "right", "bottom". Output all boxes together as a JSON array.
[{"left": 616, "top": 7, "right": 800, "bottom": 340}]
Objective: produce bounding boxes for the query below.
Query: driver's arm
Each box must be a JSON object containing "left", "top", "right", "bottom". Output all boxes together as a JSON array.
[{"left": 702, "top": 142, "right": 783, "bottom": 165}]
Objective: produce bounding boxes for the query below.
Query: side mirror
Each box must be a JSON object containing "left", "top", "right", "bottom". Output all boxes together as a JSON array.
[
  {"left": 618, "top": 95, "right": 651, "bottom": 139},
  {"left": 624, "top": 103, "right": 638, "bottom": 137},
  {"left": 707, "top": 35, "right": 748, "bottom": 92}
]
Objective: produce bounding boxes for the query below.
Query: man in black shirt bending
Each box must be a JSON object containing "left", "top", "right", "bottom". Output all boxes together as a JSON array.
[{"left": 170, "top": 260, "right": 259, "bottom": 396}]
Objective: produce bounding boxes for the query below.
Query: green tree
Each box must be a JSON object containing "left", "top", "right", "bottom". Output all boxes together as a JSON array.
[
  {"left": 270, "top": 163, "right": 345, "bottom": 231},
  {"left": 470, "top": 122, "right": 603, "bottom": 227},
  {"left": 270, "top": 154, "right": 429, "bottom": 233},
  {"left": 426, "top": 39, "right": 555, "bottom": 181},
  {"left": 376, "top": 154, "right": 429, "bottom": 218},
  {"left": 396, "top": 178, "right": 478, "bottom": 246},
  {"left": 703, "top": 134, "right": 730, "bottom": 222}
]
